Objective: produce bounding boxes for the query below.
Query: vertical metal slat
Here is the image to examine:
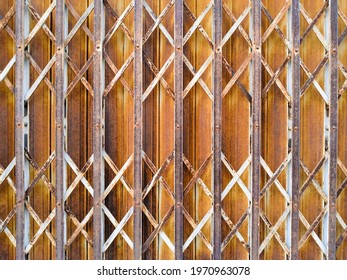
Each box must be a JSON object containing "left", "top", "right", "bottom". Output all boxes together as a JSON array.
[
  {"left": 290, "top": 0, "right": 300, "bottom": 260},
  {"left": 15, "top": 0, "right": 29, "bottom": 260},
  {"left": 93, "top": 0, "right": 105, "bottom": 260},
  {"left": 328, "top": 0, "right": 338, "bottom": 260},
  {"left": 174, "top": 0, "right": 184, "bottom": 260},
  {"left": 213, "top": 0, "right": 222, "bottom": 260},
  {"left": 250, "top": 0, "right": 261, "bottom": 260},
  {"left": 134, "top": 0, "right": 143, "bottom": 260},
  {"left": 55, "top": 0, "right": 66, "bottom": 260}
]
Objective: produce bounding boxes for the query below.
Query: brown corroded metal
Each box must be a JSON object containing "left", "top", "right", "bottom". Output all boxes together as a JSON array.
[{"left": 1, "top": 0, "right": 346, "bottom": 260}]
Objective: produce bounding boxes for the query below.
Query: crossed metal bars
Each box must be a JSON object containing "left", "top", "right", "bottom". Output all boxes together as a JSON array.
[{"left": 0, "top": 0, "right": 344, "bottom": 260}]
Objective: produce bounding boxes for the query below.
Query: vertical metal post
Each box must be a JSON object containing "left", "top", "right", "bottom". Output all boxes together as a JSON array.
[
  {"left": 212, "top": 0, "right": 222, "bottom": 260},
  {"left": 134, "top": 0, "right": 143, "bottom": 260},
  {"left": 56, "top": 0, "right": 67, "bottom": 260},
  {"left": 15, "top": 0, "right": 29, "bottom": 260},
  {"left": 174, "top": 0, "right": 184, "bottom": 260},
  {"left": 328, "top": 0, "right": 338, "bottom": 260},
  {"left": 250, "top": 0, "right": 261, "bottom": 260},
  {"left": 93, "top": 0, "right": 105, "bottom": 260},
  {"left": 290, "top": 0, "right": 300, "bottom": 260}
]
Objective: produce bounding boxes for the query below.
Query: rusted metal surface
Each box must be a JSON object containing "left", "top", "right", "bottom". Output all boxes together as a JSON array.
[
  {"left": 1, "top": 0, "right": 347, "bottom": 260},
  {"left": 93, "top": 0, "right": 105, "bottom": 260},
  {"left": 174, "top": 0, "right": 184, "bottom": 260},
  {"left": 134, "top": 0, "right": 143, "bottom": 260},
  {"left": 337, "top": 0, "right": 347, "bottom": 259},
  {"left": 55, "top": 0, "right": 66, "bottom": 260},
  {"left": 213, "top": 0, "right": 222, "bottom": 260},
  {"left": 251, "top": 0, "right": 261, "bottom": 260},
  {"left": 0, "top": 0, "right": 16, "bottom": 260},
  {"left": 328, "top": 0, "right": 338, "bottom": 260},
  {"left": 291, "top": 0, "right": 300, "bottom": 260},
  {"left": 14, "top": 0, "right": 27, "bottom": 260}
]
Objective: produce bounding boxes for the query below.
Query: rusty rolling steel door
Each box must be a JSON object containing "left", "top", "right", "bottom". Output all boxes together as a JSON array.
[{"left": 0, "top": 0, "right": 346, "bottom": 260}]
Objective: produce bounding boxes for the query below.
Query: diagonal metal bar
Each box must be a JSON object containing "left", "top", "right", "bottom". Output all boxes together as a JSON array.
[
  {"left": 183, "top": 2, "right": 213, "bottom": 48},
  {"left": 102, "top": 205, "right": 133, "bottom": 251},
  {"left": 299, "top": 156, "right": 328, "bottom": 202},
  {"left": 221, "top": 209, "right": 249, "bottom": 251},
  {"left": 262, "top": 56, "right": 291, "bottom": 99},
  {"left": 0, "top": 55, "right": 16, "bottom": 82},
  {"left": 142, "top": 206, "right": 174, "bottom": 253},
  {"left": 300, "top": 58, "right": 328, "bottom": 104},
  {"left": 299, "top": 206, "right": 327, "bottom": 250},
  {"left": 183, "top": 2, "right": 213, "bottom": 46},
  {"left": 260, "top": 157, "right": 291, "bottom": 203},
  {"left": 0, "top": 5, "right": 15, "bottom": 32},
  {"left": 24, "top": 204, "right": 56, "bottom": 254},
  {"left": 300, "top": 1, "right": 328, "bottom": 45},
  {"left": 64, "top": 204, "right": 93, "bottom": 246},
  {"left": 103, "top": 53, "right": 134, "bottom": 97},
  {"left": 0, "top": 206, "right": 16, "bottom": 247},
  {"left": 260, "top": 153, "right": 292, "bottom": 199},
  {"left": 64, "top": 2, "right": 94, "bottom": 47},
  {"left": 261, "top": 3, "right": 291, "bottom": 50},
  {"left": 25, "top": 55, "right": 57, "bottom": 101},
  {"left": 25, "top": 51, "right": 55, "bottom": 94},
  {"left": 183, "top": 208, "right": 213, "bottom": 252},
  {"left": 64, "top": 153, "right": 94, "bottom": 199},
  {"left": 262, "top": 0, "right": 291, "bottom": 44},
  {"left": 300, "top": 54, "right": 329, "bottom": 100},
  {"left": 183, "top": 54, "right": 213, "bottom": 100},
  {"left": 104, "top": 1, "right": 134, "bottom": 46},
  {"left": 102, "top": 206, "right": 133, "bottom": 252},
  {"left": 259, "top": 209, "right": 290, "bottom": 255},
  {"left": 142, "top": 53, "right": 175, "bottom": 102},
  {"left": 142, "top": 152, "right": 174, "bottom": 200},
  {"left": 222, "top": 5, "right": 251, "bottom": 48},
  {"left": 0, "top": 159, "right": 16, "bottom": 192},
  {"left": 222, "top": 53, "right": 252, "bottom": 98},
  {"left": 66, "top": 53, "right": 94, "bottom": 96},
  {"left": 261, "top": 56, "right": 291, "bottom": 102},
  {"left": 65, "top": 0, "right": 94, "bottom": 42},
  {"left": 25, "top": 0, "right": 56, "bottom": 46},
  {"left": 143, "top": 0, "right": 174, "bottom": 45},
  {"left": 103, "top": 155, "right": 133, "bottom": 200},
  {"left": 65, "top": 55, "right": 94, "bottom": 98},
  {"left": 299, "top": 2, "right": 328, "bottom": 50},
  {"left": 259, "top": 207, "right": 290, "bottom": 255},
  {"left": 141, "top": 203, "right": 175, "bottom": 252},
  {"left": 183, "top": 154, "right": 212, "bottom": 197},
  {"left": 65, "top": 208, "right": 94, "bottom": 248},
  {"left": 103, "top": 151, "right": 134, "bottom": 197},
  {"left": 221, "top": 154, "right": 251, "bottom": 201},
  {"left": 103, "top": 52, "right": 134, "bottom": 97},
  {"left": 299, "top": 211, "right": 327, "bottom": 254},
  {"left": 24, "top": 151, "right": 55, "bottom": 197}
]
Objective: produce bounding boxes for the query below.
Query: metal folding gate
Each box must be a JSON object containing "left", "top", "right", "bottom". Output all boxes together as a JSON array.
[{"left": 0, "top": 0, "right": 347, "bottom": 260}]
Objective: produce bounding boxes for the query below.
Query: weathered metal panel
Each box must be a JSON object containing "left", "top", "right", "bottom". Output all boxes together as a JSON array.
[
  {"left": 251, "top": 0, "right": 261, "bottom": 260},
  {"left": 0, "top": 0, "right": 346, "bottom": 260}
]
